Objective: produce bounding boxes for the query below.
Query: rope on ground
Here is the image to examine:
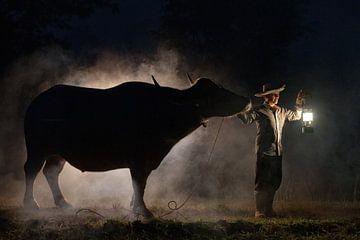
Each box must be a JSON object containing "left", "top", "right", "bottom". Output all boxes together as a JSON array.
[
  {"left": 73, "top": 118, "right": 225, "bottom": 220},
  {"left": 159, "top": 117, "right": 225, "bottom": 219},
  {"left": 75, "top": 208, "right": 105, "bottom": 219}
]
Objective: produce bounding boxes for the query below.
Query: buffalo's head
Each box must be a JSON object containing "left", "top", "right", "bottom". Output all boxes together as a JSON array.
[{"left": 189, "top": 78, "right": 250, "bottom": 119}]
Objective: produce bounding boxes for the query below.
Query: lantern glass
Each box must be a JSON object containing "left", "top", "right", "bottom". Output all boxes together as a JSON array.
[{"left": 303, "top": 111, "right": 313, "bottom": 122}]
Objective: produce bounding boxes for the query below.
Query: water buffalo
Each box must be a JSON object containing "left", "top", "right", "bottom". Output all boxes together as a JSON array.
[{"left": 23, "top": 77, "right": 249, "bottom": 218}]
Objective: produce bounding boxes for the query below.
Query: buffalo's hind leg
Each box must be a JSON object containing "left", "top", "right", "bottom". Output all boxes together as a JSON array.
[
  {"left": 130, "top": 168, "right": 154, "bottom": 218},
  {"left": 23, "top": 152, "right": 45, "bottom": 209},
  {"left": 43, "top": 155, "right": 72, "bottom": 208}
]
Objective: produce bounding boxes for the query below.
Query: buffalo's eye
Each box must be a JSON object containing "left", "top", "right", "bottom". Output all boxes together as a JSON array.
[{"left": 218, "top": 84, "right": 224, "bottom": 89}]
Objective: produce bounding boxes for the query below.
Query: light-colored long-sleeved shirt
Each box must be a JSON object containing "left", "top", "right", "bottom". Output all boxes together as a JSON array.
[{"left": 238, "top": 102, "right": 302, "bottom": 157}]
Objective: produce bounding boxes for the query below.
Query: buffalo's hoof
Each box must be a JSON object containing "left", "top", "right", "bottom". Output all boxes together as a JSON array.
[
  {"left": 133, "top": 207, "right": 154, "bottom": 219},
  {"left": 24, "top": 199, "right": 40, "bottom": 210},
  {"left": 143, "top": 209, "right": 154, "bottom": 219},
  {"left": 55, "top": 199, "right": 73, "bottom": 209}
]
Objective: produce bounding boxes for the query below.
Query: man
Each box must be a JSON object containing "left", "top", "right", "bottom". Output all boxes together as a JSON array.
[{"left": 238, "top": 83, "right": 304, "bottom": 218}]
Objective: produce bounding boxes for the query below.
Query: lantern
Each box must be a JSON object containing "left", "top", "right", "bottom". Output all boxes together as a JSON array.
[{"left": 302, "top": 108, "right": 314, "bottom": 134}]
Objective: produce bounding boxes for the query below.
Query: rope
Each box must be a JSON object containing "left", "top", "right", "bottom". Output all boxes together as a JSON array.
[
  {"left": 159, "top": 117, "right": 225, "bottom": 218},
  {"left": 73, "top": 118, "right": 225, "bottom": 220},
  {"left": 75, "top": 206, "right": 150, "bottom": 220},
  {"left": 75, "top": 208, "right": 105, "bottom": 219}
]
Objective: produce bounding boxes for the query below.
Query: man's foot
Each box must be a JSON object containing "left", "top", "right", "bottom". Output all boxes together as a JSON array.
[
  {"left": 255, "top": 210, "right": 267, "bottom": 218},
  {"left": 255, "top": 210, "right": 278, "bottom": 218}
]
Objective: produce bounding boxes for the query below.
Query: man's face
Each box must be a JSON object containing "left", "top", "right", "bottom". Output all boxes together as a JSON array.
[{"left": 264, "top": 92, "right": 280, "bottom": 105}]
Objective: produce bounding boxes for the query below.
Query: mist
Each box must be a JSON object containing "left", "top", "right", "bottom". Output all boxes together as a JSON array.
[
  {"left": 1, "top": 34, "right": 359, "bottom": 212},
  {"left": 0, "top": 46, "right": 256, "bottom": 210}
]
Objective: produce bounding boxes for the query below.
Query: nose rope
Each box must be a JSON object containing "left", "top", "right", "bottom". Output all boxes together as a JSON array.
[{"left": 159, "top": 117, "right": 225, "bottom": 218}]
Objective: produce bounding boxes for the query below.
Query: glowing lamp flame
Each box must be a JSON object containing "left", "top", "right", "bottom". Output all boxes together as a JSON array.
[
  {"left": 302, "top": 112, "right": 313, "bottom": 122},
  {"left": 302, "top": 108, "right": 314, "bottom": 134}
]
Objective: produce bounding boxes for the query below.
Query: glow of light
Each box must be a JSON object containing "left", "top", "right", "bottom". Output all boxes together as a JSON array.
[{"left": 303, "top": 112, "right": 313, "bottom": 122}]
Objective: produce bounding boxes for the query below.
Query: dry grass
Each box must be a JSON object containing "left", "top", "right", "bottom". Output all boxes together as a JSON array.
[{"left": 0, "top": 200, "right": 359, "bottom": 239}]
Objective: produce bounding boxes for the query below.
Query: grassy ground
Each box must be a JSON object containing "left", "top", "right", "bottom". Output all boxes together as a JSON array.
[{"left": 0, "top": 201, "right": 359, "bottom": 239}]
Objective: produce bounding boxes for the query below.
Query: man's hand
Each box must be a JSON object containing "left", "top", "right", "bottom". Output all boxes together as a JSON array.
[
  {"left": 296, "top": 89, "right": 305, "bottom": 107},
  {"left": 243, "top": 99, "right": 253, "bottom": 112}
]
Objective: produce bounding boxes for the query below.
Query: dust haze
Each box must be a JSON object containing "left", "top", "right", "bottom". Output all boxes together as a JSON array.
[
  {"left": 0, "top": 45, "right": 358, "bottom": 212},
  {"left": 0, "top": 46, "right": 254, "bottom": 210}
]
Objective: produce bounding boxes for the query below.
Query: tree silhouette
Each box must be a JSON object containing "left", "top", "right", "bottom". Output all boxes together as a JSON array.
[{"left": 0, "top": 0, "right": 119, "bottom": 75}]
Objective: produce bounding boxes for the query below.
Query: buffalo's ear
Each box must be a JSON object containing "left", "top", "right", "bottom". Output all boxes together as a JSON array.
[
  {"left": 152, "top": 75, "right": 161, "bottom": 87},
  {"left": 186, "top": 73, "right": 196, "bottom": 85}
]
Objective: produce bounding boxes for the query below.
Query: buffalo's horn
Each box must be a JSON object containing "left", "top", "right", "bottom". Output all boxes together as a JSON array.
[
  {"left": 151, "top": 75, "right": 160, "bottom": 87},
  {"left": 187, "top": 73, "right": 196, "bottom": 85}
]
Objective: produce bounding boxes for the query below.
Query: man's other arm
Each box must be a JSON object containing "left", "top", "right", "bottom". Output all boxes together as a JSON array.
[{"left": 286, "top": 89, "right": 305, "bottom": 121}]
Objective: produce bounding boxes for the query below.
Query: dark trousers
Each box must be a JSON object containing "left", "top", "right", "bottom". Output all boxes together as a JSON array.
[{"left": 255, "top": 154, "right": 282, "bottom": 192}]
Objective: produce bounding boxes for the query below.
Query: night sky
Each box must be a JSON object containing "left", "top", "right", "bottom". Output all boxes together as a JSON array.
[
  {"left": 53, "top": 0, "right": 162, "bottom": 51},
  {"left": 57, "top": 0, "right": 360, "bottom": 78}
]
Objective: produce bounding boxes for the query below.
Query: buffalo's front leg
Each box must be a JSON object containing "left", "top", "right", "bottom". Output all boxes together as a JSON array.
[{"left": 130, "top": 168, "right": 154, "bottom": 218}]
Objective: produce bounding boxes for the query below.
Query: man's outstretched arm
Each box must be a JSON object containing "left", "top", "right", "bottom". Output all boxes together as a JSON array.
[{"left": 237, "top": 100, "right": 258, "bottom": 124}]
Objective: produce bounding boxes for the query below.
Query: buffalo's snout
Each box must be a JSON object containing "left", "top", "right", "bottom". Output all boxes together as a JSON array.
[{"left": 210, "top": 88, "right": 250, "bottom": 117}]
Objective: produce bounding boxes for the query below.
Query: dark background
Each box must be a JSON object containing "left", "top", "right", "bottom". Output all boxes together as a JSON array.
[{"left": 0, "top": 0, "right": 359, "bottom": 207}]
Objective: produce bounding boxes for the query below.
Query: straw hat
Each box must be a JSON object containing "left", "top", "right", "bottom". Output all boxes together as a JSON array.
[{"left": 254, "top": 83, "right": 286, "bottom": 97}]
